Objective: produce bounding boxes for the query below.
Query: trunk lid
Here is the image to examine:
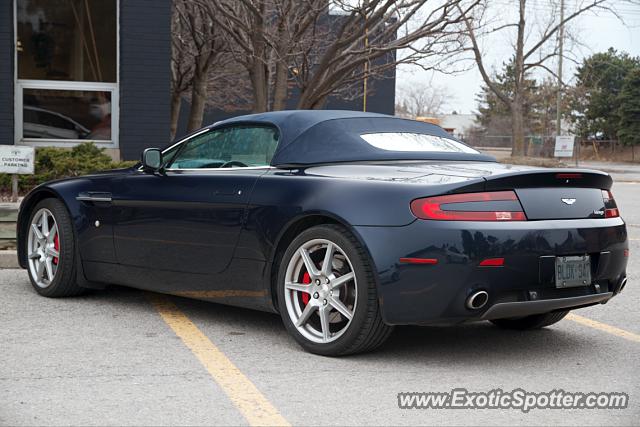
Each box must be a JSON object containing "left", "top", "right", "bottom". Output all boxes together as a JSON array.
[
  {"left": 475, "top": 164, "right": 613, "bottom": 220},
  {"left": 306, "top": 161, "right": 615, "bottom": 221},
  {"left": 390, "top": 162, "right": 614, "bottom": 221},
  {"left": 515, "top": 187, "right": 607, "bottom": 220}
]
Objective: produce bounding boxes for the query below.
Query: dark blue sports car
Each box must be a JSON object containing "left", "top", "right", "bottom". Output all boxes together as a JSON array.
[{"left": 17, "top": 110, "right": 629, "bottom": 355}]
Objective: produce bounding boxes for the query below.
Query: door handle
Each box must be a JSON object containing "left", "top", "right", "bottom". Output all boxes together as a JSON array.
[{"left": 76, "top": 191, "right": 113, "bottom": 202}]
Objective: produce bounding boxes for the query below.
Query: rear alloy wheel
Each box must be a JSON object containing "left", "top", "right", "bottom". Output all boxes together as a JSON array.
[
  {"left": 26, "top": 198, "right": 84, "bottom": 297},
  {"left": 490, "top": 310, "right": 569, "bottom": 330},
  {"left": 277, "top": 225, "right": 392, "bottom": 356}
]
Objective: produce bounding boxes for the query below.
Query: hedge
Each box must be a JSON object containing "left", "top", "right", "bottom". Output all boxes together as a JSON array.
[{"left": 0, "top": 143, "right": 137, "bottom": 195}]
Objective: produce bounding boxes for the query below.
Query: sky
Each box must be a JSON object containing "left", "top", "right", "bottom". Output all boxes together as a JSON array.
[{"left": 395, "top": 1, "right": 640, "bottom": 115}]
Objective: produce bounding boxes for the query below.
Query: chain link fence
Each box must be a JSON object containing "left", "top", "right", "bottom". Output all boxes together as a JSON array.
[{"left": 472, "top": 136, "right": 637, "bottom": 162}]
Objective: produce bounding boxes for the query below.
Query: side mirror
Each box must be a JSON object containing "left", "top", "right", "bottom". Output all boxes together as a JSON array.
[{"left": 142, "top": 148, "right": 162, "bottom": 172}]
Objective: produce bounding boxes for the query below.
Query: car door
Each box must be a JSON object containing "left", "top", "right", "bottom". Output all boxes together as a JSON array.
[{"left": 111, "top": 124, "right": 279, "bottom": 284}]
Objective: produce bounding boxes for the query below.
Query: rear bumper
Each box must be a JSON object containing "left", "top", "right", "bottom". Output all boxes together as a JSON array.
[
  {"left": 354, "top": 217, "right": 628, "bottom": 325},
  {"left": 480, "top": 292, "right": 612, "bottom": 320}
]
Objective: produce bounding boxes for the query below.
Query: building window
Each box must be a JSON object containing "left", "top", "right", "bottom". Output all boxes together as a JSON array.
[
  {"left": 23, "top": 89, "right": 112, "bottom": 140},
  {"left": 15, "top": 0, "right": 118, "bottom": 147}
]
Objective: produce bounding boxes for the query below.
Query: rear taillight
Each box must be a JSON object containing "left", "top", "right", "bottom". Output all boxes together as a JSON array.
[
  {"left": 410, "top": 191, "right": 527, "bottom": 221},
  {"left": 602, "top": 190, "right": 620, "bottom": 218},
  {"left": 479, "top": 257, "right": 505, "bottom": 267}
]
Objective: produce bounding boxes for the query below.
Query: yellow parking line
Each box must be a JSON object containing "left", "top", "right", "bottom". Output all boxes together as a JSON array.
[
  {"left": 567, "top": 313, "right": 640, "bottom": 343},
  {"left": 148, "top": 293, "right": 290, "bottom": 427}
]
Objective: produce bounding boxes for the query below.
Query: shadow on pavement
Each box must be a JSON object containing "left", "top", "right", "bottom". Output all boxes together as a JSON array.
[{"left": 80, "top": 284, "right": 589, "bottom": 367}]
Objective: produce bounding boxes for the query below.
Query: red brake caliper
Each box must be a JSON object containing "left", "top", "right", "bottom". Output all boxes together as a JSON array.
[
  {"left": 301, "top": 271, "right": 311, "bottom": 305},
  {"left": 53, "top": 234, "right": 60, "bottom": 265}
]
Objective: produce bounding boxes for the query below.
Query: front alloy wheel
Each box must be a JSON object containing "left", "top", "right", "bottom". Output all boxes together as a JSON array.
[
  {"left": 25, "top": 198, "right": 84, "bottom": 297},
  {"left": 27, "top": 208, "right": 60, "bottom": 288},
  {"left": 277, "top": 224, "right": 392, "bottom": 356}
]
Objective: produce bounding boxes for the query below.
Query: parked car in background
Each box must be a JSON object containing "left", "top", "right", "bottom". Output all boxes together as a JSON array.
[{"left": 23, "top": 106, "right": 91, "bottom": 140}]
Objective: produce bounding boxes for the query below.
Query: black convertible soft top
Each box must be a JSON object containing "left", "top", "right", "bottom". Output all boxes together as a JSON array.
[{"left": 215, "top": 110, "right": 496, "bottom": 166}]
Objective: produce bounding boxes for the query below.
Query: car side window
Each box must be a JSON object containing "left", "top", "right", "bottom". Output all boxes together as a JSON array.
[
  {"left": 166, "top": 125, "right": 279, "bottom": 170},
  {"left": 161, "top": 142, "right": 181, "bottom": 167}
]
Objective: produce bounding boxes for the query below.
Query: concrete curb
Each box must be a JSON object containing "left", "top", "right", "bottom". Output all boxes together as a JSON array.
[{"left": 0, "top": 250, "right": 20, "bottom": 269}]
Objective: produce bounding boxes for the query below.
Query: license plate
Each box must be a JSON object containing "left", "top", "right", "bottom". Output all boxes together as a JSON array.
[{"left": 555, "top": 255, "right": 591, "bottom": 288}]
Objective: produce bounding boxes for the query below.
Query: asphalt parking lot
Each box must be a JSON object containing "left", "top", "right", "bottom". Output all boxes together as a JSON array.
[{"left": 1, "top": 182, "right": 639, "bottom": 426}]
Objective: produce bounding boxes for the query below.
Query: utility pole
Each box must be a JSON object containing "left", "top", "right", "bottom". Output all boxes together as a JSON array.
[
  {"left": 363, "top": 26, "right": 369, "bottom": 112},
  {"left": 556, "top": 0, "right": 564, "bottom": 138},
  {"left": 362, "top": 0, "right": 370, "bottom": 112},
  {"left": 556, "top": 0, "right": 573, "bottom": 166}
]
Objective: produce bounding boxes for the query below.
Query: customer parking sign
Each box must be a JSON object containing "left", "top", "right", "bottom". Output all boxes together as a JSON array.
[
  {"left": 554, "top": 136, "right": 575, "bottom": 157},
  {"left": 0, "top": 146, "right": 35, "bottom": 174}
]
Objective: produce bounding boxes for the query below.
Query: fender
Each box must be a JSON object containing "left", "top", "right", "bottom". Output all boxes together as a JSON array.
[
  {"left": 260, "top": 210, "right": 378, "bottom": 311},
  {"left": 17, "top": 185, "right": 66, "bottom": 268},
  {"left": 17, "top": 173, "right": 123, "bottom": 288},
  {"left": 17, "top": 184, "right": 104, "bottom": 288}
]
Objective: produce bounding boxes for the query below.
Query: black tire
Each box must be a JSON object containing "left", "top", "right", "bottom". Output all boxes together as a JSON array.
[
  {"left": 490, "top": 310, "right": 569, "bottom": 330},
  {"left": 276, "top": 224, "right": 393, "bottom": 356},
  {"left": 25, "top": 198, "right": 85, "bottom": 298}
]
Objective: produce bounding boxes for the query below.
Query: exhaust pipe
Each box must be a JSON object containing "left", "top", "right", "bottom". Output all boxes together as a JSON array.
[
  {"left": 617, "top": 277, "right": 628, "bottom": 294},
  {"left": 466, "top": 290, "right": 489, "bottom": 310}
]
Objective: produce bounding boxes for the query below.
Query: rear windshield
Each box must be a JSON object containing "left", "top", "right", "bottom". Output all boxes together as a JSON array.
[{"left": 360, "top": 132, "right": 479, "bottom": 154}]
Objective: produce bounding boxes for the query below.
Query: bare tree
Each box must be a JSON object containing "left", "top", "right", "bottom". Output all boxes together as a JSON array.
[
  {"left": 395, "top": 80, "right": 450, "bottom": 117},
  {"left": 209, "top": 0, "right": 271, "bottom": 112},
  {"left": 174, "top": 0, "right": 228, "bottom": 132},
  {"left": 210, "top": 0, "right": 328, "bottom": 112},
  {"left": 269, "top": 0, "right": 328, "bottom": 110},
  {"left": 293, "top": 0, "right": 480, "bottom": 109},
  {"left": 205, "top": 59, "right": 255, "bottom": 112},
  {"left": 173, "top": 0, "right": 482, "bottom": 118},
  {"left": 459, "top": 0, "right": 610, "bottom": 156},
  {"left": 170, "top": 2, "right": 194, "bottom": 140},
  {"left": 206, "top": 0, "right": 480, "bottom": 112}
]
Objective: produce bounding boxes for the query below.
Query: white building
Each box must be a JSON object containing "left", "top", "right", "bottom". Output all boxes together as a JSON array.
[{"left": 436, "top": 114, "right": 476, "bottom": 141}]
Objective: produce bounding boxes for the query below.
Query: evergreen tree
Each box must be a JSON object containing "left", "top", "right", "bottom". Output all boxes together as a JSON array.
[
  {"left": 617, "top": 68, "right": 640, "bottom": 149},
  {"left": 570, "top": 48, "right": 640, "bottom": 140},
  {"left": 475, "top": 62, "right": 555, "bottom": 142}
]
